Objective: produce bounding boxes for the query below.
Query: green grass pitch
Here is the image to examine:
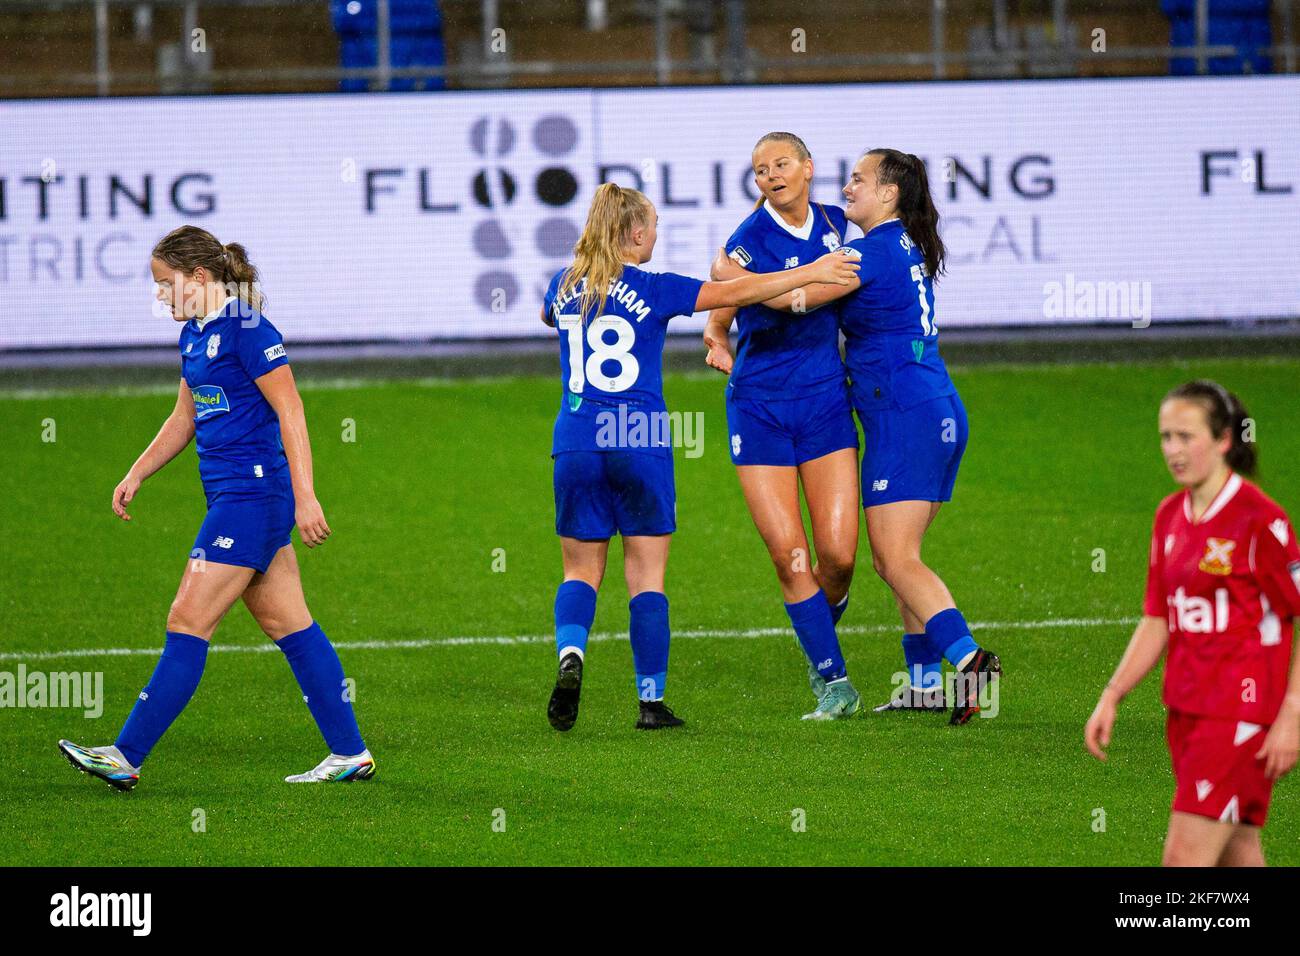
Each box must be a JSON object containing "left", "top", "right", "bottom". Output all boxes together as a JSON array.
[{"left": 1, "top": 356, "right": 1297, "bottom": 866}]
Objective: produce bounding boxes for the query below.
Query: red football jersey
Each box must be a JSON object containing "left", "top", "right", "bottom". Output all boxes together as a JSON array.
[{"left": 1144, "top": 472, "right": 1300, "bottom": 723}]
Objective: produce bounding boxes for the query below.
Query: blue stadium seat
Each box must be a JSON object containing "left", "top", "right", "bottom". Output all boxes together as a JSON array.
[
  {"left": 1161, "top": 0, "right": 1272, "bottom": 75},
  {"left": 330, "top": 0, "right": 446, "bottom": 91}
]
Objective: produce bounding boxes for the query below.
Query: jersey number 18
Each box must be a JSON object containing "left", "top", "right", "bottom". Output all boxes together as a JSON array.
[{"left": 557, "top": 314, "right": 640, "bottom": 393}]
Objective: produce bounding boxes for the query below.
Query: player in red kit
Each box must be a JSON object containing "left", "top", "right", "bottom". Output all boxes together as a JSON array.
[{"left": 1085, "top": 380, "right": 1300, "bottom": 866}]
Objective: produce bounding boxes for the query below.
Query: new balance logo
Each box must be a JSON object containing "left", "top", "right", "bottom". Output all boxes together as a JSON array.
[
  {"left": 784, "top": 256, "right": 799, "bottom": 269},
  {"left": 872, "top": 479, "right": 888, "bottom": 491},
  {"left": 211, "top": 536, "right": 234, "bottom": 549}
]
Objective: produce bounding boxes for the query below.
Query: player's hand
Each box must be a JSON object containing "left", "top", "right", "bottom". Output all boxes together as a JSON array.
[
  {"left": 1256, "top": 712, "right": 1300, "bottom": 780},
  {"left": 296, "top": 497, "right": 332, "bottom": 548},
  {"left": 112, "top": 474, "right": 141, "bottom": 521},
  {"left": 711, "top": 246, "right": 745, "bottom": 281},
  {"left": 1084, "top": 692, "right": 1118, "bottom": 761},
  {"left": 704, "top": 327, "right": 733, "bottom": 374},
  {"left": 809, "top": 249, "right": 861, "bottom": 285}
]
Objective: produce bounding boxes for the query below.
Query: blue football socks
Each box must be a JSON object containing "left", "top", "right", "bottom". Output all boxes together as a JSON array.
[{"left": 115, "top": 631, "right": 210, "bottom": 768}]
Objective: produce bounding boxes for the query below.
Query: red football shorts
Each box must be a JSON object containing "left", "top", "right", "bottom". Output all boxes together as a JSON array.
[{"left": 1167, "top": 710, "right": 1275, "bottom": 827}]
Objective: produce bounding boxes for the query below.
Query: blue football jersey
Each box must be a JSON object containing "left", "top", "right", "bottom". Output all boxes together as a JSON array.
[
  {"left": 724, "top": 200, "right": 847, "bottom": 401},
  {"left": 838, "top": 218, "right": 956, "bottom": 411},
  {"left": 177, "top": 298, "right": 290, "bottom": 488},
  {"left": 543, "top": 264, "right": 703, "bottom": 455}
]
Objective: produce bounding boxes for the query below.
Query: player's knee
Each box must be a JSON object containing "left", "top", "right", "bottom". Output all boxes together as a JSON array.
[
  {"left": 818, "top": 550, "right": 856, "bottom": 592},
  {"left": 165, "top": 598, "right": 205, "bottom": 637},
  {"left": 768, "top": 544, "right": 810, "bottom": 589}
]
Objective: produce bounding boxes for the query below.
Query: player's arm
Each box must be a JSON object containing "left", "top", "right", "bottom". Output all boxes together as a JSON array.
[
  {"left": 112, "top": 379, "right": 196, "bottom": 521},
  {"left": 710, "top": 245, "right": 858, "bottom": 313},
  {"left": 693, "top": 250, "right": 858, "bottom": 313},
  {"left": 703, "top": 308, "right": 736, "bottom": 374},
  {"left": 256, "top": 365, "right": 331, "bottom": 548},
  {"left": 1257, "top": 636, "right": 1300, "bottom": 780},
  {"left": 1084, "top": 614, "right": 1169, "bottom": 761},
  {"left": 1252, "top": 512, "right": 1300, "bottom": 779},
  {"left": 540, "top": 305, "right": 554, "bottom": 328}
]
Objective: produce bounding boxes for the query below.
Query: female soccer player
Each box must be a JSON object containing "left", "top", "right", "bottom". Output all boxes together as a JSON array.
[
  {"left": 543, "top": 182, "right": 859, "bottom": 732},
  {"left": 58, "top": 225, "right": 374, "bottom": 790},
  {"left": 701, "top": 132, "right": 865, "bottom": 720},
  {"left": 711, "top": 148, "right": 1000, "bottom": 724},
  {"left": 1085, "top": 381, "right": 1300, "bottom": 866}
]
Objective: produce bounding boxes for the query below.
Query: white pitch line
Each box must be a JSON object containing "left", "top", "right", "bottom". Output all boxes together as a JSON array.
[{"left": 0, "top": 616, "right": 1138, "bottom": 663}]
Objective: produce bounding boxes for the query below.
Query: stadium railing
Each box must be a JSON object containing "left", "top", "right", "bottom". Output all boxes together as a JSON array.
[{"left": 0, "top": 0, "right": 1296, "bottom": 97}]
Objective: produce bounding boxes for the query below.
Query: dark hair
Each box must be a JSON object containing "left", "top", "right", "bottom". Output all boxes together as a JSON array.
[
  {"left": 1164, "top": 379, "right": 1257, "bottom": 477},
  {"left": 152, "top": 225, "right": 264, "bottom": 313},
  {"left": 867, "top": 148, "right": 946, "bottom": 283}
]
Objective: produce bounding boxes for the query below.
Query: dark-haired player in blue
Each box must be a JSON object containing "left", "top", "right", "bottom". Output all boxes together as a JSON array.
[
  {"left": 543, "top": 182, "right": 859, "bottom": 732},
  {"left": 702, "top": 131, "right": 864, "bottom": 720},
  {"left": 58, "top": 225, "right": 374, "bottom": 789},
  {"left": 712, "top": 148, "right": 1001, "bottom": 725}
]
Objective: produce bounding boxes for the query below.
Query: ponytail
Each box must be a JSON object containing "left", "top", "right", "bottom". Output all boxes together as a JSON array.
[
  {"left": 1164, "top": 379, "right": 1257, "bottom": 477},
  {"left": 558, "top": 182, "right": 652, "bottom": 324},
  {"left": 220, "top": 242, "right": 264, "bottom": 314},
  {"left": 867, "top": 148, "right": 946, "bottom": 283}
]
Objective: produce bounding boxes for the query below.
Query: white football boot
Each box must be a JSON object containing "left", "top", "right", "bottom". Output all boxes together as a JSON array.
[
  {"left": 284, "top": 749, "right": 376, "bottom": 783},
  {"left": 58, "top": 740, "right": 140, "bottom": 792}
]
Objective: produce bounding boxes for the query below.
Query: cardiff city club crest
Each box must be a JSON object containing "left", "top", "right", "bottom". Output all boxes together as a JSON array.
[
  {"left": 1198, "top": 537, "right": 1235, "bottom": 576},
  {"left": 822, "top": 232, "right": 841, "bottom": 252},
  {"left": 206, "top": 334, "right": 221, "bottom": 359}
]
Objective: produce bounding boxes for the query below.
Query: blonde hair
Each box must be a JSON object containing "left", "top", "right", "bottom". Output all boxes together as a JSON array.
[
  {"left": 557, "top": 182, "right": 652, "bottom": 324},
  {"left": 152, "top": 224, "right": 265, "bottom": 314},
  {"left": 750, "top": 131, "right": 812, "bottom": 210}
]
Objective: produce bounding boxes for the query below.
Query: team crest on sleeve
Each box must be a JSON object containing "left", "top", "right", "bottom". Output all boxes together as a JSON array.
[
  {"left": 206, "top": 334, "right": 221, "bottom": 359},
  {"left": 1198, "top": 537, "right": 1235, "bottom": 576},
  {"left": 263, "top": 344, "right": 286, "bottom": 362},
  {"left": 729, "top": 247, "right": 752, "bottom": 267}
]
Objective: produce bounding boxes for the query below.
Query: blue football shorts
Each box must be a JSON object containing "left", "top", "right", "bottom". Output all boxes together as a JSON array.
[
  {"left": 192, "top": 477, "right": 295, "bottom": 573},
  {"left": 857, "top": 392, "right": 968, "bottom": 508},
  {"left": 553, "top": 449, "right": 676, "bottom": 539},
  {"left": 725, "top": 384, "right": 859, "bottom": 467}
]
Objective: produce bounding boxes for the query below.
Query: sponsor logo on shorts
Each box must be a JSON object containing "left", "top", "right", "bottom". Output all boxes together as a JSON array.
[
  {"left": 212, "top": 536, "right": 234, "bottom": 549},
  {"left": 731, "top": 433, "right": 742, "bottom": 457},
  {"left": 872, "top": 479, "right": 889, "bottom": 492},
  {"left": 729, "top": 246, "right": 752, "bottom": 267},
  {"left": 1195, "top": 779, "right": 1213, "bottom": 801},
  {"left": 253, "top": 464, "right": 263, "bottom": 478},
  {"left": 190, "top": 385, "right": 230, "bottom": 419},
  {"left": 263, "top": 343, "right": 286, "bottom": 362},
  {"left": 1198, "top": 537, "right": 1235, "bottom": 576},
  {"left": 206, "top": 333, "right": 221, "bottom": 359}
]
